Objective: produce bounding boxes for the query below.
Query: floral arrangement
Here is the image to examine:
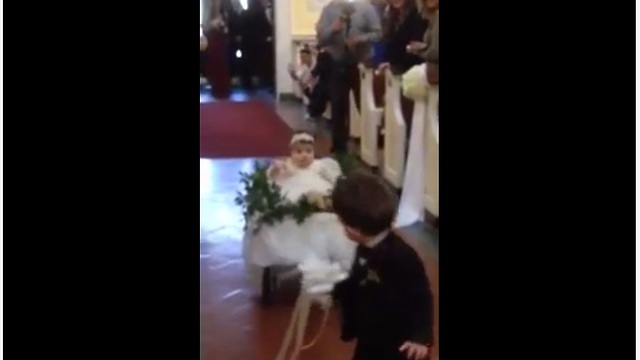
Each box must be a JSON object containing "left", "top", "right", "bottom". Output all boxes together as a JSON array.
[{"left": 234, "top": 154, "right": 359, "bottom": 233}]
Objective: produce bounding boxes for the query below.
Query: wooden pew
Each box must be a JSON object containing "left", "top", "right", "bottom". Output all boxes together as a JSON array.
[
  {"left": 423, "top": 85, "right": 439, "bottom": 219},
  {"left": 349, "top": 82, "right": 362, "bottom": 139},
  {"left": 382, "top": 69, "right": 408, "bottom": 188},
  {"left": 358, "top": 64, "right": 384, "bottom": 166}
]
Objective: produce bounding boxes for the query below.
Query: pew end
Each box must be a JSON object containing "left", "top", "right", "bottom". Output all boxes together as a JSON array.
[
  {"left": 349, "top": 90, "right": 361, "bottom": 138},
  {"left": 423, "top": 85, "right": 439, "bottom": 219},
  {"left": 358, "top": 65, "right": 384, "bottom": 167},
  {"left": 382, "top": 70, "right": 407, "bottom": 188}
]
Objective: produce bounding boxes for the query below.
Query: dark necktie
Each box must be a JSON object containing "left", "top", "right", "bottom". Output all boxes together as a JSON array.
[{"left": 341, "top": 3, "right": 355, "bottom": 57}]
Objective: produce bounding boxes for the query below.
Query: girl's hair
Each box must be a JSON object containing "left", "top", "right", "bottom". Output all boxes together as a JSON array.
[
  {"left": 383, "top": 0, "right": 418, "bottom": 37},
  {"left": 289, "top": 131, "right": 315, "bottom": 147}
]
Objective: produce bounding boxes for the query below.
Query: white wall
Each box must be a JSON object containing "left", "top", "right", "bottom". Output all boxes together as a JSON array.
[
  {"left": 274, "top": 0, "right": 328, "bottom": 96},
  {"left": 274, "top": 0, "right": 294, "bottom": 96}
]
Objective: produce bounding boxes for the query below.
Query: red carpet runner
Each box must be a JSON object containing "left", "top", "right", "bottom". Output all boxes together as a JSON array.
[{"left": 200, "top": 101, "right": 293, "bottom": 158}]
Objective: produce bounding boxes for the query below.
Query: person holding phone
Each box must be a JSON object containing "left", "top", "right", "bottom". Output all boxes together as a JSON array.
[
  {"left": 376, "top": 0, "right": 428, "bottom": 76},
  {"left": 315, "top": 0, "right": 382, "bottom": 155}
]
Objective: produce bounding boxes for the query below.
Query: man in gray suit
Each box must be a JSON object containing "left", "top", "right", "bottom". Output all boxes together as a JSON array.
[{"left": 316, "top": 0, "right": 382, "bottom": 154}]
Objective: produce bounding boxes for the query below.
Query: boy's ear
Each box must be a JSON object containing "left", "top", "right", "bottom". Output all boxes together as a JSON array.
[{"left": 344, "top": 226, "right": 362, "bottom": 240}]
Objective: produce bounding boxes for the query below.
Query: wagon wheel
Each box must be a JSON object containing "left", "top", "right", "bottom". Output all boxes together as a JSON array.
[{"left": 261, "top": 266, "right": 277, "bottom": 305}]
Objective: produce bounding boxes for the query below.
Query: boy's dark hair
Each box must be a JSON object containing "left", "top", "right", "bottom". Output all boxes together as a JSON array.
[{"left": 332, "top": 170, "right": 398, "bottom": 236}]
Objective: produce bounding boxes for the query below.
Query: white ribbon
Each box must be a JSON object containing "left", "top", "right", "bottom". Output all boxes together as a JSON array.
[
  {"left": 275, "top": 259, "right": 348, "bottom": 360},
  {"left": 396, "top": 84, "right": 439, "bottom": 227}
]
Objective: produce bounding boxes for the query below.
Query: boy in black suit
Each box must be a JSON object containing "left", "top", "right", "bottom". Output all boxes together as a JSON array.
[{"left": 331, "top": 170, "right": 434, "bottom": 360}]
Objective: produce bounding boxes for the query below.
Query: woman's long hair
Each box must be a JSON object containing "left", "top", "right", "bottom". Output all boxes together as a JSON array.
[{"left": 383, "top": 0, "right": 418, "bottom": 37}]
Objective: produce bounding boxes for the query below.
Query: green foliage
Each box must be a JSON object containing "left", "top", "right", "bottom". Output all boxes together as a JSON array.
[
  {"left": 333, "top": 152, "right": 360, "bottom": 175},
  {"left": 234, "top": 155, "right": 360, "bottom": 233}
]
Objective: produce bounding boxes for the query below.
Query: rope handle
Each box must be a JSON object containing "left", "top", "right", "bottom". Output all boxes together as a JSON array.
[
  {"left": 275, "top": 293, "right": 333, "bottom": 360},
  {"left": 300, "top": 303, "right": 331, "bottom": 350}
]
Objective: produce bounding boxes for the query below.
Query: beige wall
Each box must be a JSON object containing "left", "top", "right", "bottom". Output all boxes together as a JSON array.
[
  {"left": 277, "top": 0, "right": 328, "bottom": 95},
  {"left": 290, "top": 0, "right": 329, "bottom": 36}
]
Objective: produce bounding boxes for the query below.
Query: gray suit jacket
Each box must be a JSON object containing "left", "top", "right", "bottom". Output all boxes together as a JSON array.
[{"left": 315, "top": 0, "right": 382, "bottom": 63}]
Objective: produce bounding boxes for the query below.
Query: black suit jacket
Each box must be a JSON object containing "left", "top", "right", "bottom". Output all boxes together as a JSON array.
[
  {"left": 383, "top": 8, "right": 429, "bottom": 75},
  {"left": 241, "top": 3, "right": 273, "bottom": 49},
  {"left": 333, "top": 232, "right": 434, "bottom": 349}
]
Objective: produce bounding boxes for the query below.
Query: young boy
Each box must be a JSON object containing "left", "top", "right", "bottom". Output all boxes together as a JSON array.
[{"left": 331, "top": 170, "right": 434, "bottom": 360}]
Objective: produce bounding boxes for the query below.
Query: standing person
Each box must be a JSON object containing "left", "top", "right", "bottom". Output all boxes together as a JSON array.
[
  {"left": 241, "top": 0, "right": 274, "bottom": 90},
  {"left": 407, "top": 0, "right": 438, "bottom": 85},
  {"left": 379, "top": 0, "right": 428, "bottom": 75},
  {"left": 370, "top": 0, "right": 388, "bottom": 67},
  {"left": 316, "top": 0, "right": 382, "bottom": 155},
  {"left": 378, "top": 0, "right": 429, "bottom": 144},
  {"left": 259, "top": 0, "right": 275, "bottom": 90},
  {"left": 224, "top": 0, "right": 244, "bottom": 81},
  {"left": 331, "top": 170, "right": 434, "bottom": 360},
  {"left": 202, "top": 0, "right": 232, "bottom": 98}
]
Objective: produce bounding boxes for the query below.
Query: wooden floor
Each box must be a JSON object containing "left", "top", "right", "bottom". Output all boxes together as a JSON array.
[{"left": 200, "top": 88, "right": 439, "bottom": 360}]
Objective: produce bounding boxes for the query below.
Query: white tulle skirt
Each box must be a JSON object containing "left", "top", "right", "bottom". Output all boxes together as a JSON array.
[
  {"left": 242, "top": 161, "right": 356, "bottom": 276},
  {"left": 243, "top": 213, "right": 356, "bottom": 270}
]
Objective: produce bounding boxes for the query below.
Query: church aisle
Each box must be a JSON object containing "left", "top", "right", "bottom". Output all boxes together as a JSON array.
[
  {"left": 200, "top": 158, "right": 355, "bottom": 360},
  {"left": 200, "top": 158, "right": 439, "bottom": 360},
  {"left": 199, "top": 84, "right": 438, "bottom": 360}
]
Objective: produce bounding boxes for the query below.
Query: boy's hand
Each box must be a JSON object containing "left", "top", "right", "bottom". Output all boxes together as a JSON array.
[{"left": 399, "top": 341, "right": 429, "bottom": 360}]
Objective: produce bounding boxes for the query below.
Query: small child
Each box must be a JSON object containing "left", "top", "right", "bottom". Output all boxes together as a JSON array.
[
  {"left": 267, "top": 131, "right": 316, "bottom": 180},
  {"left": 288, "top": 47, "right": 315, "bottom": 103},
  {"left": 331, "top": 170, "right": 434, "bottom": 360},
  {"left": 267, "top": 131, "right": 340, "bottom": 185},
  {"left": 288, "top": 46, "right": 330, "bottom": 119}
]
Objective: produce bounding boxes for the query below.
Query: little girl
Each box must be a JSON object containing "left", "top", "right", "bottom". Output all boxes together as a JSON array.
[
  {"left": 267, "top": 132, "right": 341, "bottom": 202},
  {"left": 244, "top": 131, "right": 355, "bottom": 272}
]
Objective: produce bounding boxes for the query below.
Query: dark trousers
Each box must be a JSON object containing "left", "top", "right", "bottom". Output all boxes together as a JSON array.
[
  {"left": 329, "top": 60, "right": 360, "bottom": 154},
  {"left": 241, "top": 41, "right": 274, "bottom": 89},
  {"left": 303, "top": 84, "right": 330, "bottom": 118}
]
